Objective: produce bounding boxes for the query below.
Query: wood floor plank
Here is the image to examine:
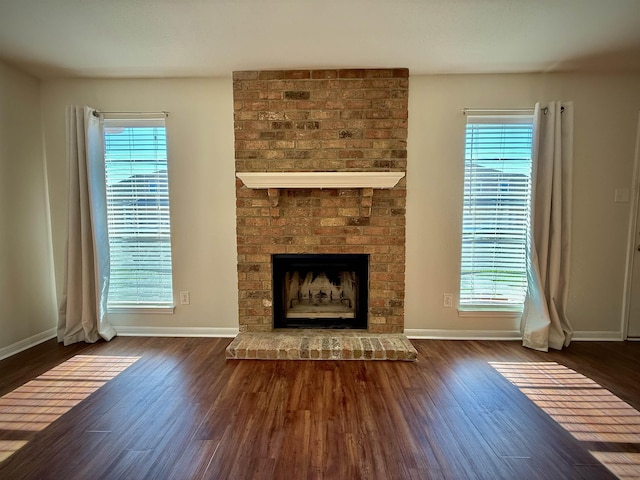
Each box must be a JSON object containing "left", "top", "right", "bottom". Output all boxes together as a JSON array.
[{"left": 0, "top": 337, "right": 638, "bottom": 479}]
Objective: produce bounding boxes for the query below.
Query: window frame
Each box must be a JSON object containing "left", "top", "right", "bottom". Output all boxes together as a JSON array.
[
  {"left": 102, "top": 115, "right": 175, "bottom": 314},
  {"left": 458, "top": 113, "right": 534, "bottom": 315}
]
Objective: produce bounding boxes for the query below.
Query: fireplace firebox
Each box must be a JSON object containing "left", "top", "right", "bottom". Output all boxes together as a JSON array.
[{"left": 272, "top": 254, "right": 369, "bottom": 329}]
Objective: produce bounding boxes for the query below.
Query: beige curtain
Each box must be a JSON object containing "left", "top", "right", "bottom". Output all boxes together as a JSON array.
[
  {"left": 521, "top": 102, "right": 574, "bottom": 351},
  {"left": 58, "top": 106, "right": 116, "bottom": 345}
]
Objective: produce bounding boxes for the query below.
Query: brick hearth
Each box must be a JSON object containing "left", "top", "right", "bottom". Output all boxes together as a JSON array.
[
  {"left": 234, "top": 68, "right": 408, "bottom": 336},
  {"left": 226, "top": 331, "right": 417, "bottom": 361}
]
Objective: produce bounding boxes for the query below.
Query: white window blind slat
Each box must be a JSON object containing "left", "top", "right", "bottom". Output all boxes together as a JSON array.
[
  {"left": 104, "top": 119, "right": 174, "bottom": 309},
  {"left": 459, "top": 116, "right": 534, "bottom": 308}
]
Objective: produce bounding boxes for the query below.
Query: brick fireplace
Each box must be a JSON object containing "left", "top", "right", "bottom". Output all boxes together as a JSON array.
[{"left": 233, "top": 68, "right": 408, "bottom": 335}]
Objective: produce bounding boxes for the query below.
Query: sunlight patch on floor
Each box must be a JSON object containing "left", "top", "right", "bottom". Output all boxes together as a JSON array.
[
  {"left": 590, "top": 452, "right": 640, "bottom": 480},
  {"left": 0, "top": 441, "right": 28, "bottom": 463},
  {"left": 0, "top": 355, "right": 139, "bottom": 462},
  {"left": 490, "top": 361, "right": 640, "bottom": 478}
]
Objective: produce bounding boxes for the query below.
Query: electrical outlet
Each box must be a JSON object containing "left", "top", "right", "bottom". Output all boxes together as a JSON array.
[
  {"left": 179, "top": 291, "right": 190, "bottom": 305},
  {"left": 443, "top": 293, "right": 453, "bottom": 308}
]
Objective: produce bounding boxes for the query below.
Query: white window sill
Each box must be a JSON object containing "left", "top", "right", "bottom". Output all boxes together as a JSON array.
[
  {"left": 108, "top": 306, "right": 175, "bottom": 315},
  {"left": 457, "top": 306, "right": 523, "bottom": 318}
]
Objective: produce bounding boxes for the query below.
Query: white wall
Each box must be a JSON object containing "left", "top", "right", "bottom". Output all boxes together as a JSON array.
[
  {"left": 40, "top": 73, "right": 640, "bottom": 337},
  {"left": 41, "top": 78, "right": 239, "bottom": 332},
  {"left": 406, "top": 73, "right": 640, "bottom": 337},
  {"left": 0, "top": 61, "right": 57, "bottom": 351}
]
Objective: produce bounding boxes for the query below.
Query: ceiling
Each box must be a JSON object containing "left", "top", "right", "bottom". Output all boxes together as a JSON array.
[{"left": 1, "top": 0, "right": 640, "bottom": 79}]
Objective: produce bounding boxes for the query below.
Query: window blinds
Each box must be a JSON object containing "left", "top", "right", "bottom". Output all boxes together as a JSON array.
[
  {"left": 459, "top": 115, "right": 533, "bottom": 308},
  {"left": 104, "top": 118, "right": 174, "bottom": 308}
]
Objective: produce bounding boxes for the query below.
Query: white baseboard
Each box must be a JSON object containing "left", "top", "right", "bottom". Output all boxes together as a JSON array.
[
  {"left": 405, "top": 329, "right": 522, "bottom": 340},
  {"left": 114, "top": 326, "right": 239, "bottom": 338},
  {"left": 0, "top": 328, "right": 57, "bottom": 361},
  {"left": 1, "top": 327, "right": 622, "bottom": 360},
  {"left": 405, "top": 329, "right": 624, "bottom": 342},
  {"left": 571, "top": 330, "right": 624, "bottom": 341}
]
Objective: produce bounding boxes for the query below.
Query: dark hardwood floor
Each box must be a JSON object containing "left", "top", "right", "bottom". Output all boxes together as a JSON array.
[{"left": 0, "top": 337, "right": 639, "bottom": 479}]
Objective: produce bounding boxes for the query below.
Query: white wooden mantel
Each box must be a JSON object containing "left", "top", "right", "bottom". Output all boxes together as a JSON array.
[
  {"left": 236, "top": 171, "right": 405, "bottom": 189},
  {"left": 236, "top": 171, "right": 406, "bottom": 217}
]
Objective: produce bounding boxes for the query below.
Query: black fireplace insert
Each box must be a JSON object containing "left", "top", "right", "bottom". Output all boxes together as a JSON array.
[{"left": 272, "top": 254, "right": 369, "bottom": 329}]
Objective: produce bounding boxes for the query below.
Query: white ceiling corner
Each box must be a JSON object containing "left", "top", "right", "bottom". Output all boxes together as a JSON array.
[{"left": 0, "top": 0, "right": 639, "bottom": 79}]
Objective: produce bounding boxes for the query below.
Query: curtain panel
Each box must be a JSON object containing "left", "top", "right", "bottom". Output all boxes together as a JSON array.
[
  {"left": 58, "top": 106, "right": 116, "bottom": 345},
  {"left": 521, "top": 102, "right": 574, "bottom": 351}
]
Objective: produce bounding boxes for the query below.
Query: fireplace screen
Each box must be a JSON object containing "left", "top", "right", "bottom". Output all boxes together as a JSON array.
[{"left": 272, "top": 254, "right": 368, "bottom": 329}]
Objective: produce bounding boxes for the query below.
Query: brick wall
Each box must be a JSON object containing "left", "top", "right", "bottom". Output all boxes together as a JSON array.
[{"left": 233, "top": 69, "right": 408, "bottom": 333}]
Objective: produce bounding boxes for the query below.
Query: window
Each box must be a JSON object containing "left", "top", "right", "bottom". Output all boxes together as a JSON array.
[
  {"left": 459, "top": 114, "right": 533, "bottom": 311},
  {"left": 103, "top": 117, "right": 174, "bottom": 310}
]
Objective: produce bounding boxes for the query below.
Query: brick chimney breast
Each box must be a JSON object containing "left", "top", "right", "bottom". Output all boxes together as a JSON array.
[{"left": 234, "top": 69, "right": 408, "bottom": 333}]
